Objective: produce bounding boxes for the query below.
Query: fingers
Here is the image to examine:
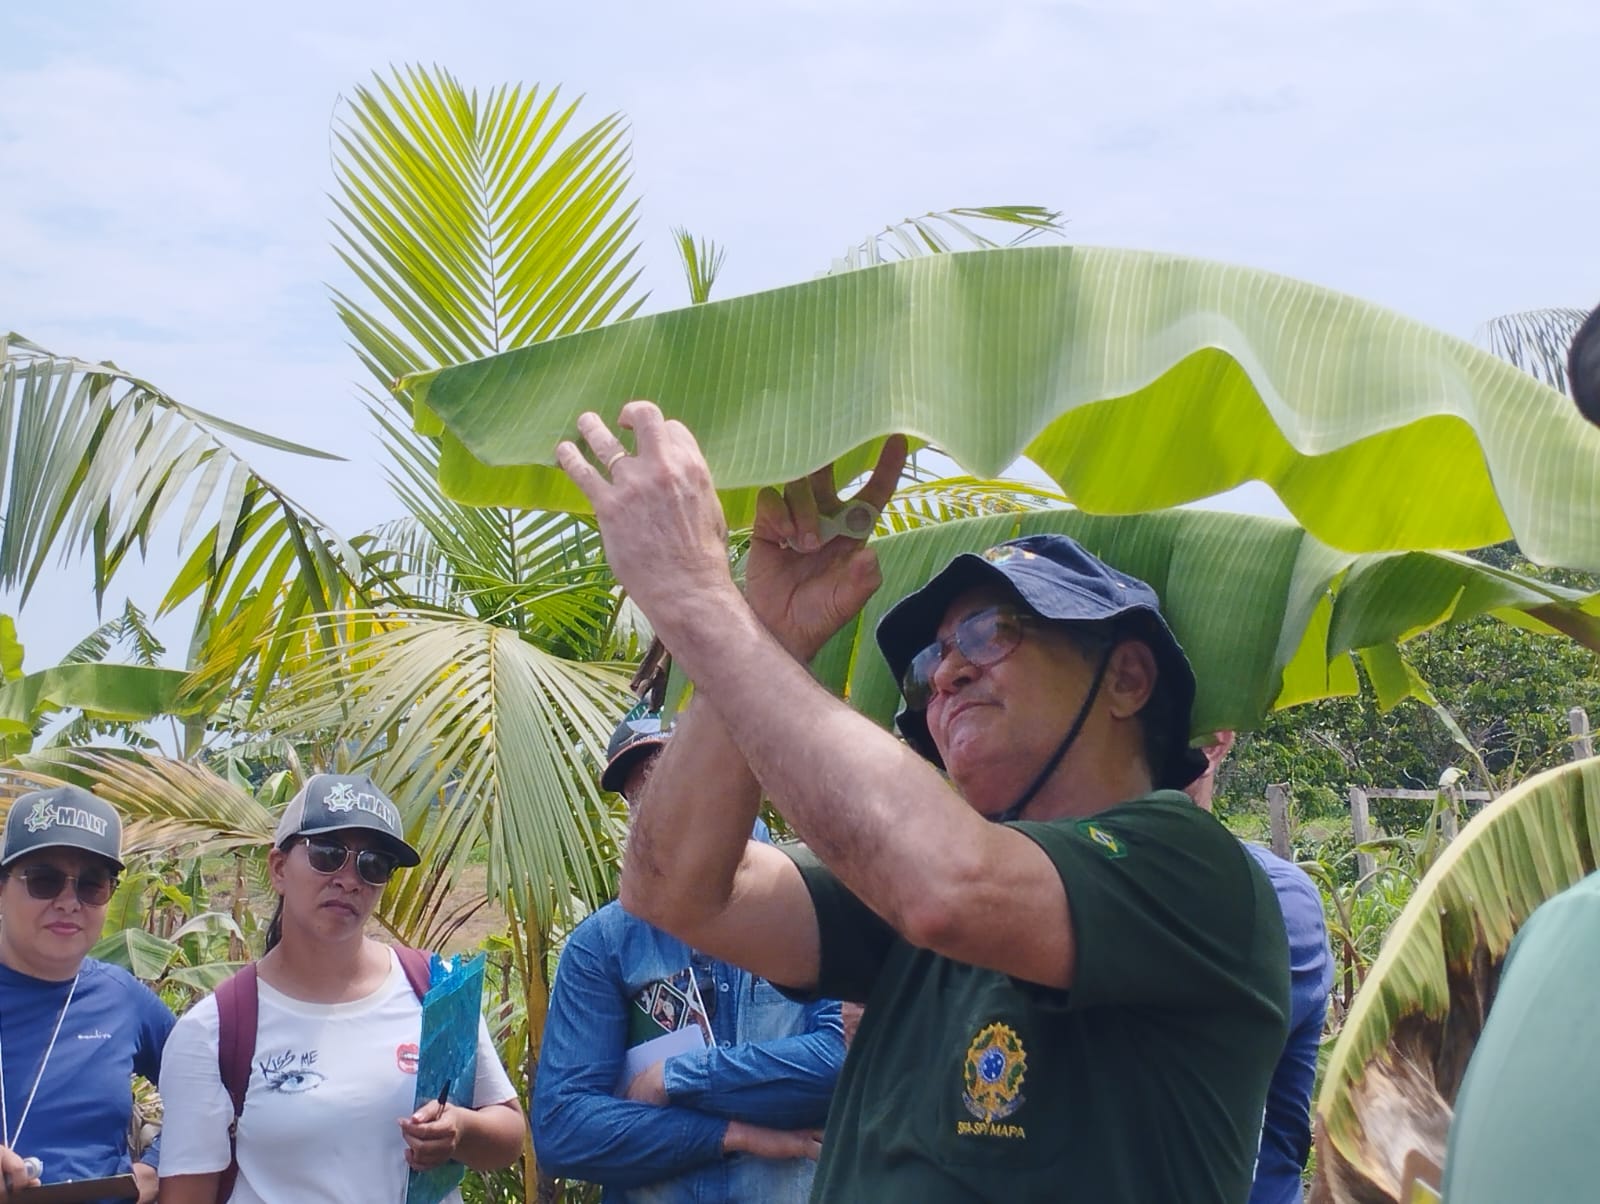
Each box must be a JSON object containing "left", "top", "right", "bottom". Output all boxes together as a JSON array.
[
  {"left": 618, "top": 400, "right": 666, "bottom": 452},
  {"left": 857, "top": 434, "right": 908, "bottom": 511},
  {"left": 783, "top": 477, "right": 822, "bottom": 552},
  {"left": 753, "top": 486, "right": 796, "bottom": 548},
  {"left": 576, "top": 411, "right": 629, "bottom": 468},
  {"left": 806, "top": 462, "right": 841, "bottom": 512},
  {"left": 407, "top": 1099, "right": 446, "bottom": 1125},
  {"left": 555, "top": 439, "right": 609, "bottom": 505}
]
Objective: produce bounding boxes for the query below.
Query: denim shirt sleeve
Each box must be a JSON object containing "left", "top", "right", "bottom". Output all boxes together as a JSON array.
[
  {"left": 533, "top": 910, "right": 730, "bottom": 1187},
  {"left": 660, "top": 994, "right": 845, "bottom": 1130}
]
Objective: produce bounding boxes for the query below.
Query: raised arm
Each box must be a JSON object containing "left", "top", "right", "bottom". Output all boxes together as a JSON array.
[
  {"left": 560, "top": 406, "right": 1077, "bottom": 991},
  {"left": 620, "top": 697, "right": 824, "bottom": 991}
]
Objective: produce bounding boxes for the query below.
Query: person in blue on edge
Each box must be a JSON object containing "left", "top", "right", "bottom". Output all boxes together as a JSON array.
[
  {"left": 1187, "top": 732, "right": 1333, "bottom": 1204},
  {"left": 533, "top": 710, "right": 846, "bottom": 1203},
  {"left": 0, "top": 784, "right": 174, "bottom": 1201}
]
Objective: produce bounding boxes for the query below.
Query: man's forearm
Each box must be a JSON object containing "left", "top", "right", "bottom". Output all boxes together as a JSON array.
[
  {"left": 663, "top": 1024, "right": 845, "bottom": 1129},
  {"left": 620, "top": 694, "right": 764, "bottom": 928},
  {"left": 653, "top": 592, "right": 987, "bottom": 942}
]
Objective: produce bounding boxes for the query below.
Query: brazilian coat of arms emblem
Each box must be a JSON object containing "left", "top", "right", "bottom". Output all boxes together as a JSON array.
[{"left": 961, "top": 1021, "right": 1028, "bottom": 1122}]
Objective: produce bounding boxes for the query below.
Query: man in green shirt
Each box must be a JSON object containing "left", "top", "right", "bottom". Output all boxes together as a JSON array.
[{"left": 557, "top": 404, "right": 1290, "bottom": 1202}]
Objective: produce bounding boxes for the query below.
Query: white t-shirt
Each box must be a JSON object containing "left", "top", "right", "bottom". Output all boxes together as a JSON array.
[{"left": 158, "top": 949, "right": 517, "bottom": 1203}]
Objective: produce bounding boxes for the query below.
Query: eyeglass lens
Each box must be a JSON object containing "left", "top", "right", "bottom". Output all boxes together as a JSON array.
[
  {"left": 303, "top": 838, "right": 397, "bottom": 886},
  {"left": 17, "top": 866, "right": 115, "bottom": 906},
  {"left": 902, "top": 607, "right": 1026, "bottom": 709}
]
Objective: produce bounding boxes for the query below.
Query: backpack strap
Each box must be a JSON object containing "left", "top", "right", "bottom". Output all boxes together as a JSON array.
[
  {"left": 395, "top": 946, "right": 433, "bottom": 1000},
  {"left": 212, "top": 963, "right": 259, "bottom": 1204}
]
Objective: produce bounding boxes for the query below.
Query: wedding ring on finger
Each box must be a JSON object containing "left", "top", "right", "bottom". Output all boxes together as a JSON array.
[{"left": 604, "top": 449, "right": 627, "bottom": 473}]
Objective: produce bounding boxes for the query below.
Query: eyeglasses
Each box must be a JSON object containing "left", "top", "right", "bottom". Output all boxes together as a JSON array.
[
  {"left": 12, "top": 865, "right": 117, "bottom": 906},
  {"left": 299, "top": 837, "right": 399, "bottom": 887},
  {"left": 901, "top": 606, "right": 1038, "bottom": 711}
]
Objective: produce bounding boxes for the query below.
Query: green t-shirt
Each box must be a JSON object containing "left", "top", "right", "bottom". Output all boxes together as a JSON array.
[{"left": 784, "top": 793, "right": 1290, "bottom": 1203}]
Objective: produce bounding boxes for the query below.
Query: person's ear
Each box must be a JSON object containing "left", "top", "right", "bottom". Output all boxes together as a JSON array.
[
  {"left": 267, "top": 846, "right": 290, "bottom": 894},
  {"left": 1103, "top": 640, "right": 1157, "bottom": 719}
]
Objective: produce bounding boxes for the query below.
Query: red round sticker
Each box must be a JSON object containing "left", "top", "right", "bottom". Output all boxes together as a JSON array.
[{"left": 396, "top": 1042, "right": 419, "bottom": 1074}]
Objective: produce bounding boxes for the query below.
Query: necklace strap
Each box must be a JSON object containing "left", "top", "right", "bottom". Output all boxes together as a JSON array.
[{"left": 0, "top": 971, "right": 79, "bottom": 1150}]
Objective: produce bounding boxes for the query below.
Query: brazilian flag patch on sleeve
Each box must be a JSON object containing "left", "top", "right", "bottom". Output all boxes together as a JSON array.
[{"left": 1075, "top": 819, "right": 1127, "bottom": 859}]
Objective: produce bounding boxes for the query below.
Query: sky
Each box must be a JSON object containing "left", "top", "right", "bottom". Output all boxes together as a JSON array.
[{"left": 4, "top": 0, "right": 1598, "bottom": 664}]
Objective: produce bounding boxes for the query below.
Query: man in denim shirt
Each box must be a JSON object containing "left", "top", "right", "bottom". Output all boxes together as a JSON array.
[
  {"left": 1188, "top": 732, "right": 1333, "bottom": 1204},
  {"left": 533, "top": 712, "right": 846, "bottom": 1202}
]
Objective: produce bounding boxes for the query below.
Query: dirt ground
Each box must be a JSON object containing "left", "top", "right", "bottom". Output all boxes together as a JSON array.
[{"left": 435, "top": 862, "right": 508, "bottom": 953}]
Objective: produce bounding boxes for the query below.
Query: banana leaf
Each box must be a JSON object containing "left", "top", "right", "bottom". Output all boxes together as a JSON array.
[
  {"left": 1311, "top": 755, "right": 1600, "bottom": 1203},
  {"left": 0, "top": 662, "right": 195, "bottom": 738},
  {"left": 402, "top": 245, "right": 1600, "bottom": 570},
  {"left": 803, "top": 509, "right": 1600, "bottom": 737}
]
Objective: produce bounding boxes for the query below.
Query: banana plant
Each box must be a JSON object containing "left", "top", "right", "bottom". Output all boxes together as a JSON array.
[
  {"left": 802, "top": 507, "right": 1600, "bottom": 740},
  {"left": 1311, "top": 755, "right": 1600, "bottom": 1202}
]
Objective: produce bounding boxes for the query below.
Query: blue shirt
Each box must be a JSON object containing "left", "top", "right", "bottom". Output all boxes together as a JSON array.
[
  {"left": 0, "top": 956, "right": 174, "bottom": 1195},
  {"left": 1243, "top": 844, "right": 1333, "bottom": 1204},
  {"left": 534, "top": 900, "right": 845, "bottom": 1203}
]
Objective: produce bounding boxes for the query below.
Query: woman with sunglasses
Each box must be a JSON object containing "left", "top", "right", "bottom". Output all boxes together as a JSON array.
[
  {"left": 156, "top": 774, "right": 524, "bottom": 1204},
  {"left": 0, "top": 783, "right": 175, "bottom": 1201}
]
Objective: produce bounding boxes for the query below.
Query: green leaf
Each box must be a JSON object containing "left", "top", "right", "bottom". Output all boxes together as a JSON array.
[
  {"left": 169, "top": 910, "right": 246, "bottom": 942},
  {"left": 166, "top": 962, "right": 248, "bottom": 993},
  {"left": 90, "top": 926, "right": 181, "bottom": 981},
  {"left": 99, "top": 869, "right": 160, "bottom": 935},
  {"left": 806, "top": 509, "right": 1600, "bottom": 737},
  {"left": 0, "top": 615, "right": 23, "bottom": 681},
  {"left": 0, "top": 336, "right": 363, "bottom": 700},
  {"left": 1313, "top": 756, "right": 1600, "bottom": 1202},
  {"left": 257, "top": 612, "right": 637, "bottom": 939},
  {"left": 0, "top": 662, "right": 195, "bottom": 735},
  {"left": 331, "top": 67, "right": 647, "bottom": 394},
  {"left": 401, "top": 246, "right": 1600, "bottom": 569}
]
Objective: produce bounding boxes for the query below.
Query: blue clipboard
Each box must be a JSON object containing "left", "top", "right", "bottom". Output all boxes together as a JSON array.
[{"left": 406, "top": 952, "right": 488, "bottom": 1204}]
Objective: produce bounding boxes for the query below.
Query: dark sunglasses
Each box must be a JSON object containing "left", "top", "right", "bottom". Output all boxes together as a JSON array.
[
  {"left": 901, "top": 606, "right": 1038, "bottom": 711},
  {"left": 299, "top": 836, "right": 399, "bottom": 887},
  {"left": 12, "top": 865, "right": 117, "bottom": 906}
]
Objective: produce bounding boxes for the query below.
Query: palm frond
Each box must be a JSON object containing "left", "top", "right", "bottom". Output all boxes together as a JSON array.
[
  {"left": 329, "top": 64, "right": 649, "bottom": 397},
  {"left": 673, "top": 226, "right": 728, "bottom": 304},
  {"left": 877, "top": 475, "right": 1070, "bottom": 533},
  {"left": 0, "top": 336, "right": 365, "bottom": 706},
  {"left": 1479, "top": 307, "right": 1589, "bottom": 394},
  {"left": 256, "top": 612, "right": 637, "bottom": 941},
  {"left": 3, "top": 754, "right": 277, "bottom": 854},
  {"left": 368, "top": 400, "right": 622, "bottom": 652},
  {"left": 828, "top": 204, "right": 1066, "bottom": 273}
]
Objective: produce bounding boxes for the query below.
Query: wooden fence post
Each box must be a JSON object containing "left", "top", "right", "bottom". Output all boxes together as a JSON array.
[
  {"left": 1571, "top": 707, "right": 1594, "bottom": 761},
  {"left": 1266, "top": 784, "right": 1292, "bottom": 860},
  {"left": 1349, "top": 787, "right": 1375, "bottom": 888}
]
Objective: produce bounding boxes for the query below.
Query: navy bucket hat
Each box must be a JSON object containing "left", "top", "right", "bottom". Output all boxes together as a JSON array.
[{"left": 875, "top": 533, "right": 1205, "bottom": 790}]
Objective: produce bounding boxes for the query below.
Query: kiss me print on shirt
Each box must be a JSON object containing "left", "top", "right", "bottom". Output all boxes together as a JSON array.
[{"left": 258, "top": 1049, "right": 324, "bottom": 1093}]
